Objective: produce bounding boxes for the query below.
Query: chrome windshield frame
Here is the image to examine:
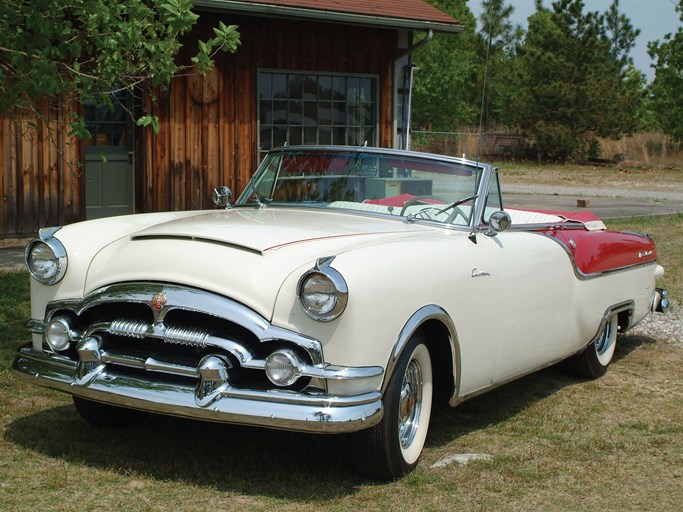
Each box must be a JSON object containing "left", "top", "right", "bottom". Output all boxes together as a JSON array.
[{"left": 236, "top": 145, "right": 495, "bottom": 228}]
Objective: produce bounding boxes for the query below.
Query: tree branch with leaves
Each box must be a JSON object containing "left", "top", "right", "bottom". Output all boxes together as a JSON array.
[{"left": 0, "top": 0, "right": 240, "bottom": 135}]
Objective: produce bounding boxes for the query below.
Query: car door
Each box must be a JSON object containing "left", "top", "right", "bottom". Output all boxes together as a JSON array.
[{"left": 490, "top": 229, "right": 574, "bottom": 382}]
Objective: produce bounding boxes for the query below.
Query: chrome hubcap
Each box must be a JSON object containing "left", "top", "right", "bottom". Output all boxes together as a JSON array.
[
  {"left": 595, "top": 320, "right": 612, "bottom": 355},
  {"left": 398, "top": 358, "right": 423, "bottom": 449}
]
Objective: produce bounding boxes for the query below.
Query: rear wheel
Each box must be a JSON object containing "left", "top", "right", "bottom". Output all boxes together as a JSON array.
[
  {"left": 352, "top": 333, "right": 433, "bottom": 480},
  {"left": 73, "top": 396, "right": 147, "bottom": 428},
  {"left": 568, "top": 313, "right": 618, "bottom": 379}
]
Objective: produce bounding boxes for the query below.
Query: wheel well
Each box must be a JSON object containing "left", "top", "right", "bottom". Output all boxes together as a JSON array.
[
  {"left": 617, "top": 308, "right": 632, "bottom": 333},
  {"left": 419, "top": 319, "right": 456, "bottom": 406}
]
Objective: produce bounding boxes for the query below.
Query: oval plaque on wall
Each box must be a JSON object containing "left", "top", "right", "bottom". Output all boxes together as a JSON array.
[{"left": 188, "top": 66, "right": 221, "bottom": 105}]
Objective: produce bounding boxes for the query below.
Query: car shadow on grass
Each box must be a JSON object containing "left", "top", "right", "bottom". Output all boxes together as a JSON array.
[
  {"left": 426, "top": 332, "right": 654, "bottom": 450},
  {"left": 4, "top": 403, "right": 364, "bottom": 497},
  {"left": 4, "top": 334, "right": 653, "bottom": 493}
]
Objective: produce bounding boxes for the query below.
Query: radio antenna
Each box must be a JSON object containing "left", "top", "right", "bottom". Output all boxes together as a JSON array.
[{"left": 476, "top": 8, "right": 495, "bottom": 165}]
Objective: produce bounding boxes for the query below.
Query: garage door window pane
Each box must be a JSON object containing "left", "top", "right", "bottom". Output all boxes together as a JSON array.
[{"left": 258, "top": 71, "right": 378, "bottom": 156}]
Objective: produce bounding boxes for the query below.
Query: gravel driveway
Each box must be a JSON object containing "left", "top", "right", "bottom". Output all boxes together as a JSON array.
[
  {"left": 628, "top": 301, "right": 682, "bottom": 349},
  {"left": 503, "top": 183, "right": 683, "bottom": 202}
]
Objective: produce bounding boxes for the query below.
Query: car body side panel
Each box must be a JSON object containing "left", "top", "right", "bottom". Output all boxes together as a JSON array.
[
  {"left": 271, "top": 231, "right": 503, "bottom": 397},
  {"left": 491, "top": 231, "right": 574, "bottom": 381}
]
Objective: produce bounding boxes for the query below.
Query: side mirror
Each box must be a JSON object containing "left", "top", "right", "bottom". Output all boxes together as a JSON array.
[
  {"left": 486, "top": 210, "right": 511, "bottom": 235},
  {"left": 212, "top": 186, "right": 232, "bottom": 209}
]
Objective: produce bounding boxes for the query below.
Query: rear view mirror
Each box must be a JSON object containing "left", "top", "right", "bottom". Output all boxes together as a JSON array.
[
  {"left": 212, "top": 186, "right": 233, "bottom": 209},
  {"left": 487, "top": 211, "right": 511, "bottom": 235}
]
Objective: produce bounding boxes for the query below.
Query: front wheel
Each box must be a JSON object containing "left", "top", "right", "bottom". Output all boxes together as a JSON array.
[
  {"left": 351, "top": 333, "right": 433, "bottom": 480},
  {"left": 567, "top": 313, "right": 618, "bottom": 379}
]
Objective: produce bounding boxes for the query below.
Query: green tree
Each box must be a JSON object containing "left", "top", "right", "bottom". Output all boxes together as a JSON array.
[
  {"left": 412, "top": 0, "right": 481, "bottom": 131},
  {"left": 604, "top": 0, "right": 640, "bottom": 70},
  {"left": 648, "top": 0, "right": 683, "bottom": 139},
  {"left": 477, "top": 0, "right": 522, "bottom": 130},
  {"left": 513, "top": 0, "right": 642, "bottom": 160},
  {"left": 0, "top": 0, "right": 240, "bottom": 134}
]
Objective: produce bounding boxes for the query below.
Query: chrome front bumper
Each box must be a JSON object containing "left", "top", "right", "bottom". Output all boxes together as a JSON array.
[{"left": 12, "top": 344, "right": 384, "bottom": 433}]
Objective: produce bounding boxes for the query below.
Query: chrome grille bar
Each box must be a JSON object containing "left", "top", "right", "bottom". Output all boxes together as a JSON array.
[
  {"left": 109, "top": 319, "right": 148, "bottom": 338},
  {"left": 108, "top": 318, "right": 210, "bottom": 348},
  {"left": 101, "top": 350, "right": 200, "bottom": 378}
]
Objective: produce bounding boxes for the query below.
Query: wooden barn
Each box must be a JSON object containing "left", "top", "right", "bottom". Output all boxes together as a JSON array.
[{"left": 0, "top": 0, "right": 461, "bottom": 236}]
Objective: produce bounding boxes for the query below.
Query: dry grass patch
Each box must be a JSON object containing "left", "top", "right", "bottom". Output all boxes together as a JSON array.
[
  {"left": 599, "top": 132, "right": 682, "bottom": 168},
  {"left": 500, "top": 162, "right": 683, "bottom": 194}
]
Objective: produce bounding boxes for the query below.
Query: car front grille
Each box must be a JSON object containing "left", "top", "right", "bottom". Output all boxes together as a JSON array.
[{"left": 43, "top": 282, "right": 322, "bottom": 392}]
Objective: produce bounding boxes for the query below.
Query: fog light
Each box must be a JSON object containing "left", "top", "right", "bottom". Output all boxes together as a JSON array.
[
  {"left": 45, "top": 317, "right": 72, "bottom": 351},
  {"left": 265, "top": 350, "right": 302, "bottom": 386}
]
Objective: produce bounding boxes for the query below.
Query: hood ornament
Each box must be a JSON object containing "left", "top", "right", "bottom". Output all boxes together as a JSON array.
[{"left": 151, "top": 291, "right": 168, "bottom": 324}]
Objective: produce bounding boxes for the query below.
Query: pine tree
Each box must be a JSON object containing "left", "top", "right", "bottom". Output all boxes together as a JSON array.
[
  {"left": 514, "top": 0, "right": 642, "bottom": 160},
  {"left": 478, "top": 0, "right": 522, "bottom": 130},
  {"left": 648, "top": 0, "right": 683, "bottom": 140}
]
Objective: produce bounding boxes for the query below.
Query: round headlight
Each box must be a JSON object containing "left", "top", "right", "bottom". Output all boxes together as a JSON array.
[
  {"left": 301, "top": 273, "right": 338, "bottom": 314},
  {"left": 298, "top": 257, "right": 348, "bottom": 322},
  {"left": 25, "top": 234, "right": 67, "bottom": 285},
  {"left": 45, "top": 317, "right": 72, "bottom": 352},
  {"left": 265, "top": 350, "right": 302, "bottom": 386}
]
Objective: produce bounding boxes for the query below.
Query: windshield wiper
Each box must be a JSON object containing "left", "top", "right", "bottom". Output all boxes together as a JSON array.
[
  {"left": 436, "top": 194, "right": 479, "bottom": 215},
  {"left": 404, "top": 194, "right": 479, "bottom": 224}
]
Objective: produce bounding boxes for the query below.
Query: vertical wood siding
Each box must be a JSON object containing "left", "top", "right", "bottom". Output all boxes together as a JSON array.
[
  {"left": 0, "top": 101, "right": 81, "bottom": 236},
  {"left": 141, "top": 14, "right": 400, "bottom": 213}
]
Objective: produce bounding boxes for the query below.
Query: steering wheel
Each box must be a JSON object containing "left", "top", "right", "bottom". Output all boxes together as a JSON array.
[
  {"left": 445, "top": 206, "right": 470, "bottom": 225},
  {"left": 400, "top": 195, "right": 470, "bottom": 224},
  {"left": 399, "top": 195, "right": 447, "bottom": 216}
]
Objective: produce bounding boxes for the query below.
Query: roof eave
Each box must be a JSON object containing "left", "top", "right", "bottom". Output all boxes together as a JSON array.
[{"left": 193, "top": 0, "right": 464, "bottom": 33}]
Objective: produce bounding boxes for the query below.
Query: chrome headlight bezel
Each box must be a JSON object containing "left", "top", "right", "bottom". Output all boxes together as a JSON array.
[
  {"left": 297, "top": 256, "right": 348, "bottom": 322},
  {"left": 25, "top": 227, "right": 67, "bottom": 285}
]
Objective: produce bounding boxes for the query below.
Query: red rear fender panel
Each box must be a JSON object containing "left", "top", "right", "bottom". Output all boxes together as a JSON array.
[{"left": 549, "top": 230, "right": 657, "bottom": 275}]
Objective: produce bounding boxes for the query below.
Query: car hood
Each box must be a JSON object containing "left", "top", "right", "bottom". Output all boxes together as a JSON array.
[
  {"left": 83, "top": 207, "right": 431, "bottom": 319},
  {"left": 128, "top": 208, "right": 414, "bottom": 253}
]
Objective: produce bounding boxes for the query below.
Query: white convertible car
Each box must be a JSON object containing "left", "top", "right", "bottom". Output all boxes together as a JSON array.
[{"left": 14, "top": 146, "right": 669, "bottom": 479}]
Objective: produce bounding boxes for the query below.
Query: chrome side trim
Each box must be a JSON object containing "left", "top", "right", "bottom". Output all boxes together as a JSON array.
[
  {"left": 384, "top": 305, "right": 460, "bottom": 398},
  {"left": 452, "top": 351, "right": 572, "bottom": 406},
  {"left": 13, "top": 345, "right": 383, "bottom": 433}
]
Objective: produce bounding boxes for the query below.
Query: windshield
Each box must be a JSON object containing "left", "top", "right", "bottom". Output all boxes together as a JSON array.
[{"left": 236, "top": 147, "right": 487, "bottom": 226}]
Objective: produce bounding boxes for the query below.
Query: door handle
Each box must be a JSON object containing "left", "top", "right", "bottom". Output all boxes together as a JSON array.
[{"left": 128, "top": 151, "right": 134, "bottom": 164}]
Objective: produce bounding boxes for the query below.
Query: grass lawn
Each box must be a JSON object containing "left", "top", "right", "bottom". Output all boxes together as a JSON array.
[{"left": 1, "top": 214, "right": 681, "bottom": 511}]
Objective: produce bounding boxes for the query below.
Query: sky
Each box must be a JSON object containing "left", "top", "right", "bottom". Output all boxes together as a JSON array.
[{"left": 467, "top": 0, "right": 681, "bottom": 81}]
